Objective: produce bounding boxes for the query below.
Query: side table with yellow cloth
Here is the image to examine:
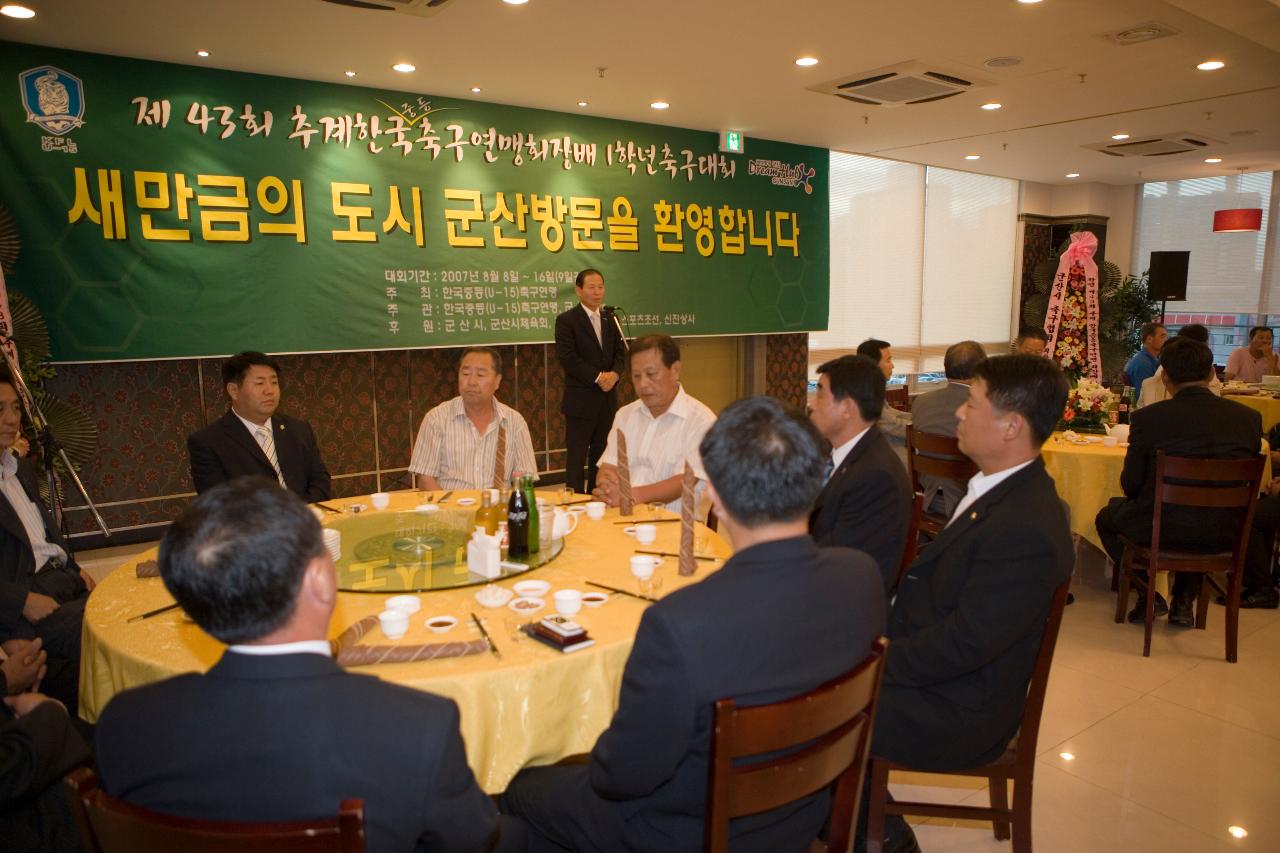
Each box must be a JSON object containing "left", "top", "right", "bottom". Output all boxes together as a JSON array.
[
  {"left": 1223, "top": 393, "right": 1280, "bottom": 433},
  {"left": 1042, "top": 434, "right": 1271, "bottom": 552},
  {"left": 79, "top": 490, "right": 730, "bottom": 793}
]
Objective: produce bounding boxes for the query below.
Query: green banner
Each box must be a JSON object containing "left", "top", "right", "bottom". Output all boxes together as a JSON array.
[{"left": 0, "top": 41, "right": 829, "bottom": 362}]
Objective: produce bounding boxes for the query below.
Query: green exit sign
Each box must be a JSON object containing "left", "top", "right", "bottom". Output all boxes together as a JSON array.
[{"left": 719, "top": 130, "right": 744, "bottom": 154}]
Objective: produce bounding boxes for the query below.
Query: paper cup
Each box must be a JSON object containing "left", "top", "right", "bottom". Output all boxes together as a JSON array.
[
  {"left": 585, "top": 501, "right": 606, "bottom": 520},
  {"left": 385, "top": 594, "right": 421, "bottom": 614},
  {"left": 370, "top": 492, "right": 391, "bottom": 510},
  {"left": 553, "top": 589, "right": 583, "bottom": 616},
  {"left": 630, "top": 555, "right": 659, "bottom": 580},
  {"left": 634, "top": 523, "right": 657, "bottom": 545},
  {"left": 377, "top": 609, "right": 409, "bottom": 640}
]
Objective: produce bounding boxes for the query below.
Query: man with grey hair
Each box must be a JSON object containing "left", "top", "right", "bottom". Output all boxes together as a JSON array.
[{"left": 910, "top": 341, "right": 987, "bottom": 516}]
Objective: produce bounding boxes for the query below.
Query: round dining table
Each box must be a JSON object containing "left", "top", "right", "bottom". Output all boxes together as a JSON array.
[
  {"left": 78, "top": 489, "right": 729, "bottom": 793},
  {"left": 1223, "top": 392, "right": 1280, "bottom": 432}
]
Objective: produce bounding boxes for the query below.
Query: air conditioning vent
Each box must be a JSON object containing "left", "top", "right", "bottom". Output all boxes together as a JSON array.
[
  {"left": 1099, "top": 21, "right": 1180, "bottom": 46},
  {"left": 319, "top": 0, "right": 456, "bottom": 16},
  {"left": 809, "top": 60, "right": 992, "bottom": 107},
  {"left": 1083, "top": 132, "right": 1222, "bottom": 158}
]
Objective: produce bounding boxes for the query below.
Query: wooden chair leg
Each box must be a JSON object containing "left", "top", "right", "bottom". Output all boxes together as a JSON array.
[
  {"left": 1226, "top": 569, "right": 1241, "bottom": 664},
  {"left": 1114, "top": 559, "right": 1130, "bottom": 624},
  {"left": 1143, "top": 569, "right": 1156, "bottom": 657},
  {"left": 1195, "top": 579, "right": 1211, "bottom": 630},
  {"left": 1012, "top": 781, "right": 1034, "bottom": 853},
  {"left": 865, "top": 759, "right": 890, "bottom": 853},
  {"left": 989, "top": 776, "right": 1011, "bottom": 841}
]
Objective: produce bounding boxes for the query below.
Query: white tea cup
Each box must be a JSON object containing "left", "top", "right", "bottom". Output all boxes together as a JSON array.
[
  {"left": 630, "top": 555, "right": 659, "bottom": 580},
  {"left": 585, "top": 501, "right": 606, "bottom": 520},
  {"left": 378, "top": 609, "right": 409, "bottom": 640},
  {"left": 634, "top": 523, "right": 658, "bottom": 545},
  {"left": 553, "top": 589, "right": 583, "bottom": 616},
  {"left": 1102, "top": 436, "right": 1118, "bottom": 448},
  {"left": 371, "top": 492, "right": 391, "bottom": 511},
  {"left": 385, "top": 594, "right": 422, "bottom": 614}
]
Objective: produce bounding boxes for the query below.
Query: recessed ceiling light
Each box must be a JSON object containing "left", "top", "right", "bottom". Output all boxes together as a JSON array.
[
  {"left": 1228, "top": 826, "right": 1248, "bottom": 839},
  {"left": 1018, "top": 0, "right": 1043, "bottom": 4},
  {"left": 471, "top": 87, "right": 482, "bottom": 93},
  {"left": 965, "top": 154, "right": 981, "bottom": 160},
  {"left": 577, "top": 100, "right": 588, "bottom": 108},
  {"left": 1066, "top": 173, "right": 1080, "bottom": 178},
  {"left": 196, "top": 50, "right": 210, "bottom": 58},
  {"left": 502, "top": 0, "right": 529, "bottom": 5},
  {"left": 1197, "top": 60, "right": 1225, "bottom": 71},
  {"left": 1205, "top": 157, "right": 1223, "bottom": 163},
  {"left": 650, "top": 101, "right": 670, "bottom": 110},
  {"left": 1111, "top": 133, "right": 1130, "bottom": 140},
  {"left": 1059, "top": 752, "right": 1075, "bottom": 761},
  {"left": 0, "top": 4, "right": 36, "bottom": 19},
  {"left": 392, "top": 63, "right": 416, "bottom": 73},
  {"left": 981, "top": 102, "right": 1002, "bottom": 111},
  {"left": 795, "top": 56, "right": 819, "bottom": 67},
  {"left": 344, "top": 70, "right": 357, "bottom": 78}
]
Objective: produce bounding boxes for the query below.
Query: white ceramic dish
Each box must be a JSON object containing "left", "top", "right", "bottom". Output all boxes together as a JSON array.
[
  {"left": 508, "top": 596, "right": 545, "bottom": 614},
  {"left": 457, "top": 497, "right": 477, "bottom": 506},
  {"left": 425, "top": 615, "right": 458, "bottom": 633},
  {"left": 474, "top": 585, "right": 514, "bottom": 608},
  {"left": 385, "top": 594, "right": 422, "bottom": 614},
  {"left": 513, "top": 579, "right": 551, "bottom": 598},
  {"left": 582, "top": 592, "right": 609, "bottom": 607},
  {"left": 415, "top": 503, "right": 440, "bottom": 514}
]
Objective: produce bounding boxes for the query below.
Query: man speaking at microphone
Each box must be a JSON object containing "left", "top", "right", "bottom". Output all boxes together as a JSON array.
[{"left": 556, "top": 269, "right": 626, "bottom": 494}]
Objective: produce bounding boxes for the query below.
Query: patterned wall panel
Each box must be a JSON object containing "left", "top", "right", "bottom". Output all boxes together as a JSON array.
[
  {"left": 765, "top": 333, "right": 809, "bottom": 412},
  {"left": 373, "top": 349, "right": 412, "bottom": 474}
]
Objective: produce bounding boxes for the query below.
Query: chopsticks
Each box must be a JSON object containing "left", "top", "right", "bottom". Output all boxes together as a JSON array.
[
  {"left": 585, "top": 580, "right": 654, "bottom": 602},
  {"left": 635, "top": 549, "right": 718, "bottom": 562},
  {"left": 313, "top": 502, "right": 343, "bottom": 514},
  {"left": 470, "top": 612, "right": 501, "bottom": 659},
  {"left": 613, "top": 518, "right": 681, "bottom": 525},
  {"left": 127, "top": 602, "right": 181, "bottom": 623},
  {"left": 437, "top": 490, "right": 454, "bottom": 504}
]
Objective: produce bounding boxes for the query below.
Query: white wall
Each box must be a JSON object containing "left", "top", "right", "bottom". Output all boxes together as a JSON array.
[{"left": 1020, "top": 181, "right": 1138, "bottom": 277}]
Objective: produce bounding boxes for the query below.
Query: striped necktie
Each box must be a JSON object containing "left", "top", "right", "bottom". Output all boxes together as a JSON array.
[
  {"left": 822, "top": 456, "right": 835, "bottom": 485},
  {"left": 256, "top": 426, "right": 287, "bottom": 488},
  {"left": 492, "top": 421, "right": 508, "bottom": 489}
]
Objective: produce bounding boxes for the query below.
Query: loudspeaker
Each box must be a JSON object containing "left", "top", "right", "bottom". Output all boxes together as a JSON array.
[{"left": 1148, "top": 251, "right": 1189, "bottom": 301}]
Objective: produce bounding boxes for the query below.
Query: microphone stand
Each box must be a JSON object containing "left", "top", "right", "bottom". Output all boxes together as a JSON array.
[
  {"left": 0, "top": 343, "right": 111, "bottom": 541},
  {"left": 604, "top": 306, "right": 630, "bottom": 352}
]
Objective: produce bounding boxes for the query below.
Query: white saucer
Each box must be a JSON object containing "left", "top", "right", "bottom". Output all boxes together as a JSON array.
[
  {"left": 508, "top": 596, "right": 545, "bottom": 614},
  {"left": 457, "top": 497, "right": 477, "bottom": 506}
]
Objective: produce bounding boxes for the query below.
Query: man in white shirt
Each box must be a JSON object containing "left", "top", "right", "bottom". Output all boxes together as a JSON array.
[
  {"left": 95, "top": 478, "right": 517, "bottom": 853},
  {"left": 0, "top": 369, "right": 92, "bottom": 715},
  {"left": 409, "top": 347, "right": 537, "bottom": 491},
  {"left": 1136, "top": 324, "right": 1222, "bottom": 408},
  {"left": 856, "top": 338, "right": 911, "bottom": 464},
  {"left": 592, "top": 335, "right": 716, "bottom": 513}
]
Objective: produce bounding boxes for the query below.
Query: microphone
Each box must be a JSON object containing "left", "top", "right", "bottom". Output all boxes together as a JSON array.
[{"left": 603, "top": 305, "right": 622, "bottom": 314}]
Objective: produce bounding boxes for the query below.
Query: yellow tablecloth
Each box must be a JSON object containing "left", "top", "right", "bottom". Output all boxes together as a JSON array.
[
  {"left": 1223, "top": 393, "right": 1280, "bottom": 432},
  {"left": 1041, "top": 435, "right": 1271, "bottom": 554},
  {"left": 79, "top": 490, "right": 730, "bottom": 793}
]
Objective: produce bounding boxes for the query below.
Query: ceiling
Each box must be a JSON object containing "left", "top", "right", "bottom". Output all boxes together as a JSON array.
[{"left": 3, "top": 0, "right": 1280, "bottom": 186}]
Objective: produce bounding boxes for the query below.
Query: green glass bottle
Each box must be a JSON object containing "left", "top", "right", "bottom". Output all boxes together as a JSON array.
[{"left": 522, "top": 474, "right": 540, "bottom": 553}]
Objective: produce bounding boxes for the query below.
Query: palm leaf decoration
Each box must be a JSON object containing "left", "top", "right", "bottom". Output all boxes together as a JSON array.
[{"left": 0, "top": 203, "right": 18, "bottom": 277}]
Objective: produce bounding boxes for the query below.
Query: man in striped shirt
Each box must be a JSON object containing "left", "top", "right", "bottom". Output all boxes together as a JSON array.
[{"left": 410, "top": 347, "right": 538, "bottom": 491}]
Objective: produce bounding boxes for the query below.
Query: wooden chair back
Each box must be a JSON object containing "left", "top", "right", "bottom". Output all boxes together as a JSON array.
[
  {"left": 704, "top": 637, "right": 889, "bottom": 853},
  {"left": 64, "top": 768, "right": 365, "bottom": 853},
  {"left": 1149, "top": 450, "right": 1262, "bottom": 569},
  {"left": 905, "top": 427, "right": 977, "bottom": 497},
  {"left": 885, "top": 386, "right": 910, "bottom": 412},
  {"left": 894, "top": 492, "right": 924, "bottom": 593}
]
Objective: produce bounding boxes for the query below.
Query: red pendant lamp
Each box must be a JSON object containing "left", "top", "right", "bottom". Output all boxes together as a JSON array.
[{"left": 1212, "top": 208, "right": 1263, "bottom": 232}]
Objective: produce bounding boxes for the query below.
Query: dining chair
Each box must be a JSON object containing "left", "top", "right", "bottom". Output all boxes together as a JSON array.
[
  {"left": 884, "top": 386, "right": 911, "bottom": 413},
  {"left": 64, "top": 767, "right": 365, "bottom": 853},
  {"left": 865, "top": 579, "right": 1072, "bottom": 853},
  {"left": 1114, "top": 450, "right": 1263, "bottom": 662},
  {"left": 703, "top": 637, "right": 889, "bottom": 853},
  {"left": 905, "top": 427, "right": 978, "bottom": 540}
]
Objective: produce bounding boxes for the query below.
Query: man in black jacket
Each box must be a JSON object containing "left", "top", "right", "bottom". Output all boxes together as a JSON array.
[
  {"left": 866, "top": 355, "right": 1074, "bottom": 853},
  {"left": 555, "top": 269, "right": 626, "bottom": 494},
  {"left": 96, "top": 478, "right": 511, "bottom": 853},
  {"left": 501, "top": 395, "right": 886, "bottom": 852},
  {"left": 808, "top": 354, "right": 913, "bottom": 592},
  {"left": 1096, "top": 337, "right": 1268, "bottom": 622},
  {"left": 0, "top": 368, "right": 91, "bottom": 714},
  {"left": 187, "top": 351, "right": 331, "bottom": 501}
]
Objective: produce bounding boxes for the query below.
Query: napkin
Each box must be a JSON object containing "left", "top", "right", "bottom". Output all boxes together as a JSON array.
[
  {"left": 617, "top": 429, "right": 635, "bottom": 516},
  {"left": 135, "top": 559, "right": 160, "bottom": 579},
  {"left": 679, "top": 463, "right": 697, "bottom": 577},
  {"left": 332, "top": 615, "right": 488, "bottom": 666}
]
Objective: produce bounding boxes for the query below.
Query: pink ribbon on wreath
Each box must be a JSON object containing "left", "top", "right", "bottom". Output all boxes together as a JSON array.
[{"left": 1043, "top": 231, "right": 1102, "bottom": 381}]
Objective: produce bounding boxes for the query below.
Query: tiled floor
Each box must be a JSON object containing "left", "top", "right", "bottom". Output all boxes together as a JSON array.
[
  {"left": 79, "top": 540, "right": 1277, "bottom": 851},
  {"left": 896, "top": 545, "right": 1277, "bottom": 852}
]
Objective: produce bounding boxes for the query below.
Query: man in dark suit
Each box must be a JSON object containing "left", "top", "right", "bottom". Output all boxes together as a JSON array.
[
  {"left": 865, "top": 355, "right": 1074, "bottom": 853},
  {"left": 95, "top": 478, "right": 510, "bottom": 853},
  {"left": 187, "top": 351, "right": 330, "bottom": 501},
  {"left": 809, "top": 354, "right": 913, "bottom": 592},
  {"left": 501, "top": 395, "right": 886, "bottom": 853},
  {"left": 555, "top": 269, "right": 626, "bottom": 494},
  {"left": 909, "top": 340, "right": 986, "bottom": 517},
  {"left": 1096, "top": 337, "right": 1267, "bottom": 624},
  {"left": 0, "top": 368, "right": 91, "bottom": 715}
]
